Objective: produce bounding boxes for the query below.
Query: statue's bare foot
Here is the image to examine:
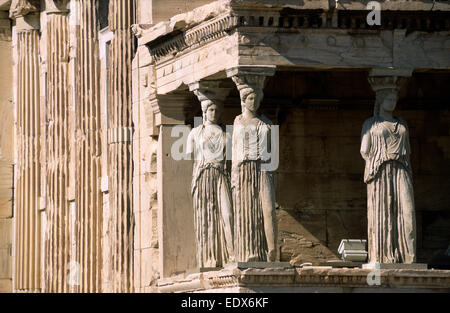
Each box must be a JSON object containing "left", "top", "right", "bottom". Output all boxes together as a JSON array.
[{"left": 267, "top": 249, "right": 277, "bottom": 262}]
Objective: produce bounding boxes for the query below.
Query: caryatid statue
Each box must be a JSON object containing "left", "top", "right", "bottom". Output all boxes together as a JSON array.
[
  {"left": 361, "top": 70, "right": 417, "bottom": 264},
  {"left": 187, "top": 81, "right": 235, "bottom": 268},
  {"left": 229, "top": 68, "right": 278, "bottom": 262}
]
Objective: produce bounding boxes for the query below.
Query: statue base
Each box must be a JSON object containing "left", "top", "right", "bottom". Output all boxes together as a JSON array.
[
  {"left": 362, "top": 263, "right": 428, "bottom": 270},
  {"left": 232, "top": 262, "right": 292, "bottom": 269},
  {"left": 318, "top": 261, "right": 363, "bottom": 268},
  {"left": 157, "top": 262, "right": 448, "bottom": 293},
  {"left": 185, "top": 267, "right": 223, "bottom": 275}
]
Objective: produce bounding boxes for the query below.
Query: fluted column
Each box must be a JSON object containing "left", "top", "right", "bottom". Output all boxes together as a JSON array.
[
  {"left": 43, "top": 0, "right": 70, "bottom": 293},
  {"left": 108, "top": 0, "right": 136, "bottom": 292},
  {"left": 10, "top": 0, "right": 41, "bottom": 293},
  {"left": 74, "top": 0, "right": 102, "bottom": 293}
]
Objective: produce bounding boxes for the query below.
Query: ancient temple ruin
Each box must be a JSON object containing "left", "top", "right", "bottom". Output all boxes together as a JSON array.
[{"left": 0, "top": 0, "right": 449, "bottom": 293}]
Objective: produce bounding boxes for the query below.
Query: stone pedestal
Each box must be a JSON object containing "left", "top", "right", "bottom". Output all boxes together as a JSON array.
[
  {"left": 185, "top": 268, "right": 223, "bottom": 275},
  {"left": 319, "top": 261, "right": 363, "bottom": 268},
  {"left": 234, "top": 262, "right": 292, "bottom": 269},
  {"left": 363, "top": 263, "right": 428, "bottom": 270},
  {"left": 157, "top": 264, "right": 449, "bottom": 293}
]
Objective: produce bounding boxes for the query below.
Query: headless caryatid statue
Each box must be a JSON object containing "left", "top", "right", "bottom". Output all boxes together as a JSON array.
[
  {"left": 231, "top": 75, "right": 277, "bottom": 262},
  {"left": 187, "top": 88, "right": 235, "bottom": 268},
  {"left": 360, "top": 87, "right": 417, "bottom": 264}
]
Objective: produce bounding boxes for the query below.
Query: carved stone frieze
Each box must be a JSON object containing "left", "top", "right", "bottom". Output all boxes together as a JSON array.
[
  {"left": 148, "top": 14, "right": 238, "bottom": 63},
  {"left": 140, "top": 2, "right": 450, "bottom": 65}
]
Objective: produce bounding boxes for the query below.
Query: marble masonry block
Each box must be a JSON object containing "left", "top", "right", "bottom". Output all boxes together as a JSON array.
[
  {"left": 340, "top": 251, "right": 369, "bottom": 262},
  {"left": 318, "top": 261, "right": 363, "bottom": 268},
  {"left": 338, "top": 239, "right": 368, "bottom": 262},
  {"left": 235, "top": 262, "right": 293, "bottom": 269},
  {"left": 185, "top": 267, "right": 223, "bottom": 275},
  {"left": 0, "top": 247, "right": 11, "bottom": 278},
  {"left": 338, "top": 239, "right": 367, "bottom": 252},
  {"left": 362, "top": 263, "right": 428, "bottom": 270},
  {"left": 0, "top": 279, "right": 11, "bottom": 293},
  {"left": 0, "top": 219, "right": 12, "bottom": 248}
]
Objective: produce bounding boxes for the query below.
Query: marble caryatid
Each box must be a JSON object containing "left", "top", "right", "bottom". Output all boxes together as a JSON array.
[
  {"left": 231, "top": 74, "right": 277, "bottom": 262},
  {"left": 187, "top": 82, "right": 235, "bottom": 268},
  {"left": 361, "top": 78, "right": 417, "bottom": 264}
]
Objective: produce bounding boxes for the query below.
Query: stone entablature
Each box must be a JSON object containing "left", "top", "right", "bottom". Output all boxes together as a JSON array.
[
  {"left": 146, "top": 13, "right": 237, "bottom": 63},
  {"left": 134, "top": 0, "right": 450, "bottom": 97},
  {"left": 158, "top": 264, "right": 450, "bottom": 293},
  {"left": 228, "top": 0, "right": 450, "bottom": 12}
]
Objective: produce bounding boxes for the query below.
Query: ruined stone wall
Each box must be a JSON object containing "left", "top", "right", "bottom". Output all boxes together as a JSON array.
[
  {"left": 131, "top": 44, "right": 160, "bottom": 292},
  {"left": 0, "top": 10, "right": 13, "bottom": 293}
]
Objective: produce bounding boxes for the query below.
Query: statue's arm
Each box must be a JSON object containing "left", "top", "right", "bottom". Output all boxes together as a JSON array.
[
  {"left": 360, "top": 121, "right": 372, "bottom": 161},
  {"left": 260, "top": 123, "right": 271, "bottom": 163},
  {"left": 403, "top": 120, "right": 412, "bottom": 155},
  {"left": 231, "top": 121, "right": 239, "bottom": 188},
  {"left": 186, "top": 129, "right": 195, "bottom": 155},
  {"left": 403, "top": 120, "right": 413, "bottom": 175}
]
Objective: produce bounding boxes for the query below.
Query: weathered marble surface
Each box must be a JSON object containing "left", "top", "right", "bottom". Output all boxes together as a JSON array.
[
  {"left": 229, "top": 67, "right": 277, "bottom": 262},
  {"left": 136, "top": 0, "right": 450, "bottom": 97},
  {"left": 157, "top": 264, "right": 450, "bottom": 293},
  {"left": 187, "top": 82, "right": 235, "bottom": 268},
  {"left": 361, "top": 71, "right": 417, "bottom": 264}
]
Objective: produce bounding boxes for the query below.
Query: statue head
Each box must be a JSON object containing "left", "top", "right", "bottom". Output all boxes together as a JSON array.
[
  {"left": 375, "top": 89, "right": 398, "bottom": 116},
  {"left": 240, "top": 87, "right": 263, "bottom": 113},
  {"left": 201, "top": 101, "right": 222, "bottom": 125},
  {"left": 368, "top": 73, "right": 408, "bottom": 116},
  {"left": 380, "top": 89, "right": 398, "bottom": 112},
  {"left": 231, "top": 75, "right": 265, "bottom": 114}
]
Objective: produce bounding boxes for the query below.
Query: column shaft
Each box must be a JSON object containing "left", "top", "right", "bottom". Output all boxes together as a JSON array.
[
  {"left": 108, "top": 0, "right": 135, "bottom": 292},
  {"left": 14, "top": 28, "right": 41, "bottom": 292},
  {"left": 44, "top": 9, "right": 70, "bottom": 293},
  {"left": 74, "top": 0, "right": 102, "bottom": 293}
]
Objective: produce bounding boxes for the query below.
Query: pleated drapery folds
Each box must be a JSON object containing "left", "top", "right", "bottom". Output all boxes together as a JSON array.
[
  {"left": 367, "top": 161, "right": 417, "bottom": 263},
  {"left": 193, "top": 165, "right": 233, "bottom": 268},
  {"left": 362, "top": 117, "right": 417, "bottom": 264},
  {"left": 233, "top": 161, "right": 269, "bottom": 262}
]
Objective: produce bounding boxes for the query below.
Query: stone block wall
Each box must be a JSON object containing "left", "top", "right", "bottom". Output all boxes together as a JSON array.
[
  {"left": 132, "top": 47, "right": 160, "bottom": 292},
  {"left": 0, "top": 9, "right": 12, "bottom": 293}
]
